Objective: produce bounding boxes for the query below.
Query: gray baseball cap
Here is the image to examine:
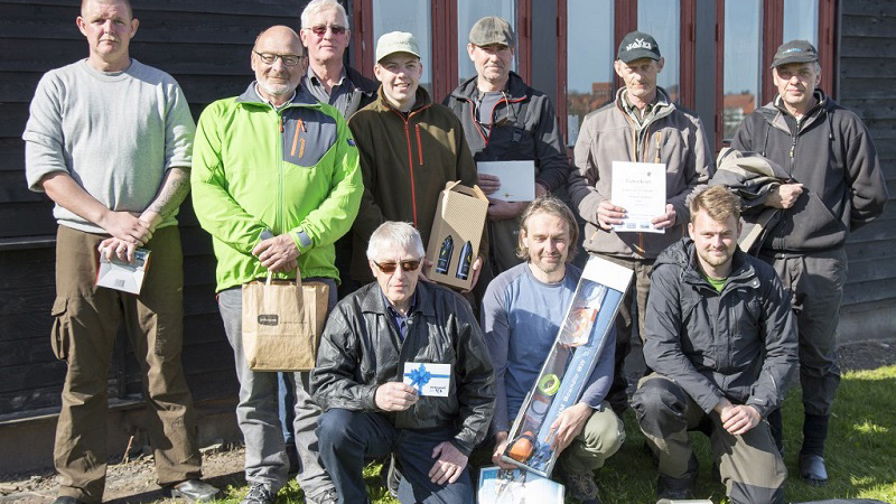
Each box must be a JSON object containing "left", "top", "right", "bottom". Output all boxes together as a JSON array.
[
  {"left": 375, "top": 31, "right": 421, "bottom": 62},
  {"left": 771, "top": 40, "right": 818, "bottom": 68},
  {"left": 469, "top": 16, "right": 515, "bottom": 47}
]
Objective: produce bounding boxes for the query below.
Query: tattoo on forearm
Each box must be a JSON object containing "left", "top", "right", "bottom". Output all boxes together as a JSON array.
[{"left": 147, "top": 167, "right": 191, "bottom": 218}]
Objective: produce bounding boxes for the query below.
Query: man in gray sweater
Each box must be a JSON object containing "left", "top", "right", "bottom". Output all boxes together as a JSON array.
[{"left": 22, "top": 1, "right": 217, "bottom": 502}]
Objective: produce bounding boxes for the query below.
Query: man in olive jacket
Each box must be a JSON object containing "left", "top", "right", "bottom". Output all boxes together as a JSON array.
[{"left": 312, "top": 222, "right": 495, "bottom": 504}]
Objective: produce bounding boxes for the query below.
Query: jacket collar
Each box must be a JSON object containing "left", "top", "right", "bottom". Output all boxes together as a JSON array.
[
  {"left": 450, "top": 71, "right": 528, "bottom": 102},
  {"left": 235, "top": 82, "right": 321, "bottom": 109},
  {"left": 614, "top": 86, "right": 676, "bottom": 122},
  {"left": 760, "top": 89, "right": 829, "bottom": 131},
  {"left": 359, "top": 280, "right": 438, "bottom": 319},
  {"left": 659, "top": 238, "right": 759, "bottom": 291}
]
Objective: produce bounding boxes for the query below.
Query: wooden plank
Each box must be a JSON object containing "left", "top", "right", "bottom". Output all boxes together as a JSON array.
[
  {"left": 0, "top": 201, "right": 58, "bottom": 237},
  {"left": 846, "top": 255, "right": 896, "bottom": 284},
  {"left": 0, "top": 5, "right": 298, "bottom": 45},
  {"left": 840, "top": 0, "right": 896, "bottom": 17},
  {"left": 842, "top": 277, "right": 896, "bottom": 306},
  {"left": 0, "top": 384, "right": 63, "bottom": 413},
  {"left": 848, "top": 215, "right": 896, "bottom": 242},
  {"left": 0, "top": 247, "right": 55, "bottom": 289},
  {"left": 0, "top": 312, "right": 52, "bottom": 343},
  {"left": 840, "top": 14, "right": 896, "bottom": 37},
  {"left": 0, "top": 139, "right": 25, "bottom": 172},
  {"left": 0, "top": 0, "right": 301, "bottom": 17},
  {"left": 846, "top": 238, "right": 896, "bottom": 261},
  {"left": 0, "top": 335, "right": 58, "bottom": 368},
  {"left": 0, "top": 360, "right": 69, "bottom": 393},
  {"left": 0, "top": 169, "right": 46, "bottom": 203},
  {"left": 839, "top": 36, "right": 896, "bottom": 58},
  {"left": 840, "top": 59, "right": 896, "bottom": 81}
]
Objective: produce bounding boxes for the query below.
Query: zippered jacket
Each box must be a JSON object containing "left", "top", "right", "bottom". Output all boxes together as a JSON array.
[
  {"left": 643, "top": 239, "right": 798, "bottom": 418},
  {"left": 443, "top": 72, "right": 569, "bottom": 192},
  {"left": 569, "top": 87, "right": 713, "bottom": 259},
  {"left": 348, "top": 86, "right": 479, "bottom": 282},
  {"left": 311, "top": 280, "right": 496, "bottom": 456},
  {"left": 191, "top": 84, "right": 362, "bottom": 292},
  {"left": 731, "top": 90, "right": 888, "bottom": 253}
]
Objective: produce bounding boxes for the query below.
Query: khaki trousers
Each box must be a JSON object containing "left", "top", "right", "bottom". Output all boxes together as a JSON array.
[{"left": 52, "top": 226, "right": 201, "bottom": 502}]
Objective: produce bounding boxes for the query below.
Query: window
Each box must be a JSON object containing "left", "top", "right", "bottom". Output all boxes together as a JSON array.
[
  {"left": 638, "top": 0, "right": 680, "bottom": 102},
  {"left": 722, "top": 0, "right": 761, "bottom": 141},
  {"left": 565, "top": 0, "right": 614, "bottom": 147},
  {"left": 371, "top": 0, "right": 434, "bottom": 95}
]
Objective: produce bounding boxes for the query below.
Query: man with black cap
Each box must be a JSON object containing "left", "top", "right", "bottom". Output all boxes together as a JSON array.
[
  {"left": 568, "top": 30, "right": 712, "bottom": 414},
  {"left": 444, "top": 16, "right": 569, "bottom": 281},
  {"left": 728, "top": 39, "right": 888, "bottom": 485}
]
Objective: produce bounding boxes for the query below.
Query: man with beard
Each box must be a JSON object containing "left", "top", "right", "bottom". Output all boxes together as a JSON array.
[
  {"left": 480, "top": 197, "right": 624, "bottom": 504},
  {"left": 191, "top": 25, "right": 361, "bottom": 504},
  {"left": 632, "top": 186, "right": 797, "bottom": 503}
]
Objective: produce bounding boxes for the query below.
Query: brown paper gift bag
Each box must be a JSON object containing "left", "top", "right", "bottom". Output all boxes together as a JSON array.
[{"left": 241, "top": 271, "right": 329, "bottom": 371}]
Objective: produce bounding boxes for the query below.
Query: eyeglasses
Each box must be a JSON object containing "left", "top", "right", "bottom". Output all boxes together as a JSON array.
[
  {"left": 309, "top": 24, "right": 347, "bottom": 36},
  {"left": 253, "top": 51, "right": 305, "bottom": 67},
  {"left": 373, "top": 259, "right": 421, "bottom": 274}
]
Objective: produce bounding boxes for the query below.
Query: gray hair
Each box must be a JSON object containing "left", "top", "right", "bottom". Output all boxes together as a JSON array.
[
  {"left": 366, "top": 222, "right": 425, "bottom": 260},
  {"left": 300, "top": 0, "right": 350, "bottom": 31}
]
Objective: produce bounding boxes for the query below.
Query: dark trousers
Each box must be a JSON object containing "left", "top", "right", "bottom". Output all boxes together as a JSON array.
[{"left": 317, "top": 409, "right": 474, "bottom": 504}]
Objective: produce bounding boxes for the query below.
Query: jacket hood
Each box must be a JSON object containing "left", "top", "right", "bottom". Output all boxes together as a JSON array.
[{"left": 655, "top": 238, "right": 759, "bottom": 290}]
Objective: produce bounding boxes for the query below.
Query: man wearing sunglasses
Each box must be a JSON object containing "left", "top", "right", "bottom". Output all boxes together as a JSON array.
[
  {"left": 191, "top": 25, "right": 361, "bottom": 504},
  {"left": 313, "top": 221, "right": 495, "bottom": 504}
]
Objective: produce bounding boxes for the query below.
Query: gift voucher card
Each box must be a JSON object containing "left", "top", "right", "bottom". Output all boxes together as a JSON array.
[{"left": 403, "top": 362, "right": 451, "bottom": 397}]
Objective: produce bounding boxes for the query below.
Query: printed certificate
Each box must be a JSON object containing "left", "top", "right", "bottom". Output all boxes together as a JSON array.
[{"left": 610, "top": 161, "right": 666, "bottom": 233}]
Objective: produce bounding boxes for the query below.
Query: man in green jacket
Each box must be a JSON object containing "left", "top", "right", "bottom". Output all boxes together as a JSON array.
[
  {"left": 348, "top": 31, "right": 482, "bottom": 286},
  {"left": 191, "top": 25, "right": 361, "bottom": 504}
]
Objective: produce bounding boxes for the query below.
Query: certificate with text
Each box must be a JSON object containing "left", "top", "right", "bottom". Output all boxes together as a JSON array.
[{"left": 610, "top": 161, "right": 666, "bottom": 234}]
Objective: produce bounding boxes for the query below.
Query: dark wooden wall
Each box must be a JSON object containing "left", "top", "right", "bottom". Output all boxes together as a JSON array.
[
  {"left": 838, "top": 0, "right": 896, "bottom": 336},
  {"left": 0, "top": 0, "right": 305, "bottom": 420}
]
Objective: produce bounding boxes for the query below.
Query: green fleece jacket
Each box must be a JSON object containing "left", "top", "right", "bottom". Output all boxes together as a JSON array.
[
  {"left": 192, "top": 84, "right": 362, "bottom": 292},
  {"left": 348, "top": 86, "right": 479, "bottom": 282}
]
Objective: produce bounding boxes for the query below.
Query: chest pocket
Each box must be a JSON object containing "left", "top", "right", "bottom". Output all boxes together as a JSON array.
[{"left": 281, "top": 108, "right": 339, "bottom": 167}]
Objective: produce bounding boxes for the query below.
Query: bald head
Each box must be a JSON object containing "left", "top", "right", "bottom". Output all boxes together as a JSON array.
[
  {"left": 254, "top": 25, "right": 303, "bottom": 56},
  {"left": 251, "top": 25, "right": 307, "bottom": 106}
]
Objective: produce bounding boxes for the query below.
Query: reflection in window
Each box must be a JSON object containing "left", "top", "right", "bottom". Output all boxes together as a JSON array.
[
  {"left": 372, "top": 0, "right": 433, "bottom": 95},
  {"left": 723, "top": 0, "right": 761, "bottom": 141},
  {"left": 638, "top": 0, "right": 680, "bottom": 102},
  {"left": 457, "top": 0, "right": 517, "bottom": 85},
  {"left": 783, "top": 0, "right": 819, "bottom": 46},
  {"left": 566, "top": 0, "right": 613, "bottom": 147}
]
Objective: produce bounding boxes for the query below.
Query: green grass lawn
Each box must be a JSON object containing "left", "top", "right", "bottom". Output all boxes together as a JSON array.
[{"left": 217, "top": 365, "right": 896, "bottom": 503}]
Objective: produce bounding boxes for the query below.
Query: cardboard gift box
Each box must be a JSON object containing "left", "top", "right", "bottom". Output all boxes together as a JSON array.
[
  {"left": 424, "top": 181, "right": 488, "bottom": 291},
  {"left": 502, "top": 254, "right": 633, "bottom": 477}
]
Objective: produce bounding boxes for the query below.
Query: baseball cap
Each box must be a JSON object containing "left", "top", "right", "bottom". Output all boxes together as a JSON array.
[
  {"left": 616, "top": 31, "right": 661, "bottom": 63},
  {"left": 375, "top": 31, "right": 421, "bottom": 63},
  {"left": 469, "top": 16, "right": 515, "bottom": 47},
  {"left": 771, "top": 40, "right": 818, "bottom": 68}
]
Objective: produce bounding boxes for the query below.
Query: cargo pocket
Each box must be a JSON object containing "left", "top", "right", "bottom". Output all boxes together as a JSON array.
[{"left": 50, "top": 296, "right": 70, "bottom": 361}]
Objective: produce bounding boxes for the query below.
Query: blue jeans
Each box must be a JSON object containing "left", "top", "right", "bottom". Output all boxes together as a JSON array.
[
  {"left": 317, "top": 409, "right": 474, "bottom": 504},
  {"left": 217, "top": 277, "right": 336, "bottom": 497}
]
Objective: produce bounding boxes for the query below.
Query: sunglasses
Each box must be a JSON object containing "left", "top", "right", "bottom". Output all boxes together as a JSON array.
[
  {"left": 309, "top": 25, "right": 347, "bottom": 36},
  {"left": 373, "top": 259, "right": 421, "bottom": 274}
]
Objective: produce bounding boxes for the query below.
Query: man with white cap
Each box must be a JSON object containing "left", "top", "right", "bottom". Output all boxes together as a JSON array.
[
  {"left": 347, "top": 31, "right": 482, "bottom": 288},
  {"left": 444, "top": 16, "right": 569, "bottom": 282}
]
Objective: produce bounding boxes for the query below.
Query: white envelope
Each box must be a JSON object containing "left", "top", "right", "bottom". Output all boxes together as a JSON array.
[
  {"left": 95, "top": 248, "right": 151, "bottom": 295},
  {"left": 476, "top": 160, "right": 536, "bottom": 202},
  {"left": 403, "top": 362, "right": 451, "bottom": 397}
]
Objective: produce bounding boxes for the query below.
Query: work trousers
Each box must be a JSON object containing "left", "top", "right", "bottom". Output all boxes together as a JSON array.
[
  {"left": 317, "top": 409, "right": 474, "bottom": 504},
  {"left": 760, "top": 248, "right": 846, "bottom": 418},
  {"left": 597, "top": 254, "right": 654, "bottom": 408},
  {"left": 556, "top": 401, "right": 626, "bottom": 474},
  {"left": 52, "top": 225, "right": 201, "bottom": 503},
  {"left": 633, "top": 374, "right": 786, "bottom": 504},
  {"left": 217, "top": 282, "right": 335, "bottom": 498}
]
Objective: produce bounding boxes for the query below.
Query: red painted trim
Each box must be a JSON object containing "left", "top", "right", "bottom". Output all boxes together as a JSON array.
[
  {"left": 818, "top": 0, "right": 837, "bottom": 97},
  {"left": 556, "top": 0, "right": 568, "bottom": 145},
  {"left": 679, "top": 0, "right": 696, "bottom": 107},
  {"left": 614, "top": 0, "right": 637, "bottom": 92},
  {"left": 353, "top": 1, "right": 374, "bottom": 78},
  {"left": 517, "top": 0, "right": 533, "bottom": 83},
  {"left": 762, "top": 0, "right": 784, "bottom": 105},
  {"left": 431, "top": 0, "right": 451, "bottom": 101}
]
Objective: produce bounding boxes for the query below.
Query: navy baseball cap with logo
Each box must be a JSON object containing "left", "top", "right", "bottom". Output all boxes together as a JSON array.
[
  {"left": 616, "top": 31, "right": 661, "bottom": 63},
  {"left": 771, "top": 39, "right": 818, "bottom": 68}
]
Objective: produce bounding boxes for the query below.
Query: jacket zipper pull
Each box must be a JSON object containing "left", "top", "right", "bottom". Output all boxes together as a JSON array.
[{"left": 279, "top": 116, "right": 284, "bottom": 134}]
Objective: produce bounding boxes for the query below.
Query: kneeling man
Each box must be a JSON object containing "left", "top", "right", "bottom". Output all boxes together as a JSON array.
[
  {"left": 481, "top": 197, "right": 624, "bottom": 504},
  {"left": 632, "top": 186, "right": 797, "bottom": 503},
  {"left": 312, "top": 222, "right": 495, "bottom": 504}
]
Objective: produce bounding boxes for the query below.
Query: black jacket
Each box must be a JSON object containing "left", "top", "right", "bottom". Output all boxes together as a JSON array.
[
  {"left": 443, "top": 72, "right": 569, "bottom": 192},
  {"left": 731, "top": 90, "right": 888, "bottom": 253},
  {"left": 311, "top": 281, "right": 495, "bottom": 456},
  {"left": 643, "top": 239, "right": 798, "bottom": 417}
]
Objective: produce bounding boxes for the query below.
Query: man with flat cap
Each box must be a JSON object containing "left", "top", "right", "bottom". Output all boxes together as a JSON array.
[
  {"left": 444, "top": 16, "right": 569, "bottom": 282},
  {"left": 728, "top": 39, "right": 888, "bottom": 485},
  {"left": 568, "top": 30, "right": 712, "bottom": 413}
]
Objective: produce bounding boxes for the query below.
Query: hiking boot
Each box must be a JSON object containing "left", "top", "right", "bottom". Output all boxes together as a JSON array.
[
  {"left": 306, "top": 488, "right": 338, "bottom": 504},
  {"left": 565, "top": 472, "right": 602, "bottom": 504},
  {"left": 241, "top": 483, "right": 275, "bottom": 504}
]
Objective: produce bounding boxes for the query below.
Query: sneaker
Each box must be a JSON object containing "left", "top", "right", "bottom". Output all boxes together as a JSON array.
[
  {"left": 564, "top": 472, "right": 602, "bottom": 504},
  {"left": 384, "top": 455, "right": 402, "bottom": 499},
  {"left": 241, "top": 483, "right": 275, "bottom": 504},
  {"left": 306, "top": 488, "right": 338, "bottom": 504}
]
